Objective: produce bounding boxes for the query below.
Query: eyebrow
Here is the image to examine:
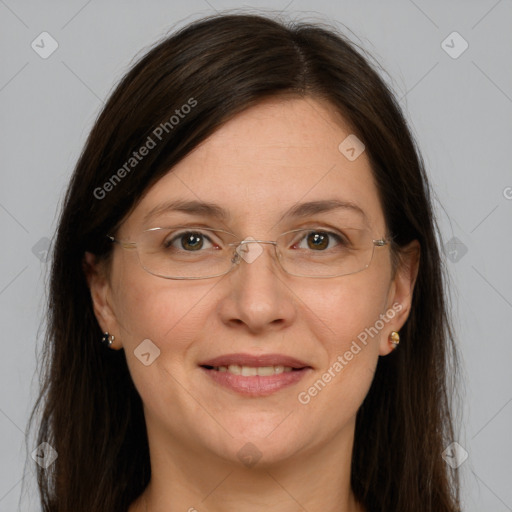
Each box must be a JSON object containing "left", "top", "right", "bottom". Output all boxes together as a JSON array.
[{"left": 142, "top": 198, "right": 368, "bottom": 226}]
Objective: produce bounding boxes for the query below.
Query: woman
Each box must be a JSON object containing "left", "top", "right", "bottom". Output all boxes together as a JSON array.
[{"left": 29, "top": 12, "right": 461, "bottom": 512}]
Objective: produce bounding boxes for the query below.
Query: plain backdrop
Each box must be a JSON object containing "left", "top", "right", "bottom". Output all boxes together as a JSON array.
[{"left": 1, "top": 1, "right": 511, "bottom": 510}]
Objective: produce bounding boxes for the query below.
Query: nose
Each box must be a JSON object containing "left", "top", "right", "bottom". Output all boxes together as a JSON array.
[{"left": 218, "top": 240, "right": 296, "bottom": 334}]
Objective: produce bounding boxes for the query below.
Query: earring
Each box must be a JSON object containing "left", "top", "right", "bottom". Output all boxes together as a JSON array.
[
  {"left": 100, "top": 332, "right": 115, "bottom": 347},
  {"left": 389, "top": 331, "right": 400, "bottom": 349}
]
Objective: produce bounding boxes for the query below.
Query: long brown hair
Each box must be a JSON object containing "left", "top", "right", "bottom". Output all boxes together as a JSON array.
[{"left": 27, "top": 12, "right": 461, "bottom": 511}]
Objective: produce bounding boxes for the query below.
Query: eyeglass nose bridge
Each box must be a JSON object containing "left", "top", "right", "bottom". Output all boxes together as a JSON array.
[{"left": 229, "top": 238, "right": 279, "bottom": 267}]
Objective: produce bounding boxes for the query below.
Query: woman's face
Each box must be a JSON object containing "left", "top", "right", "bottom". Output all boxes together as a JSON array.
[{"left": 87, "top": 97, "right": 418, "bottom": 468}]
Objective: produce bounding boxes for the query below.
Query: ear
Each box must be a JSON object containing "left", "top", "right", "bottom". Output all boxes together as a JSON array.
[
  {"left": 379, "top": 239, "right": 420, "bottom": 356},
  {"left": 83, "top": 251, "right": 120, "bottom": 349}
]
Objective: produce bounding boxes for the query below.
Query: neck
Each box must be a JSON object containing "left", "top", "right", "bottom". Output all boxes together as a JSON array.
[{"left": 129, "top": 416, "right": 365, "bottom": 512}]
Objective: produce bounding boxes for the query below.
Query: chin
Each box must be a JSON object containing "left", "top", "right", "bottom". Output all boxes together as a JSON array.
[{"left": 217, "top": 423, "right": 308, "bottom": 467}]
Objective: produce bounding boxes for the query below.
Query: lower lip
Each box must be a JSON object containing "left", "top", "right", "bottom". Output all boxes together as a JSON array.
[{"left": 200, "top": 367, "right": 311, "bottom": 397}]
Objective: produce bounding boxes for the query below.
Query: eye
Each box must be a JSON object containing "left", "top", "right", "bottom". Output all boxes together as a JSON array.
[
  {"left": 293, "top": 230, "right": 348, "bottom": 251},
  {"left": 164, "top": 230, "right": 216, "bottom": 252}
]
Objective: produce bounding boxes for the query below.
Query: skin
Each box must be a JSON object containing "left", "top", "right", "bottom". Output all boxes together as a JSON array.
[{"left": 85, "top": 96, "right": 419, "bottom": 512}]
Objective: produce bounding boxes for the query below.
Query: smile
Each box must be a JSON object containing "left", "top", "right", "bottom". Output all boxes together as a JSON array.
[
  {"left": 199, "top": 364, "right": 311, "bottom": 396},
  {"left": 204, "top": 364, "right": 296, "bottom": 375}
]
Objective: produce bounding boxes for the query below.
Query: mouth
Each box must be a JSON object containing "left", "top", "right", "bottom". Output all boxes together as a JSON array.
[
  {"left": 200, "top": 364, "right": 302, "bottom": 376},
  {"left": 198, "top": 353, "right": 312, "bottom": 396}
]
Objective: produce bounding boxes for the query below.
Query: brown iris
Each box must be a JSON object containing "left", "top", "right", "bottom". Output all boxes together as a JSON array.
[{"left": 306, "top": 232, "right": 329, "bottom": 250}]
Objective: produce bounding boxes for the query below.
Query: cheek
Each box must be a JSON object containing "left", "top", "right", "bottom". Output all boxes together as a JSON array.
[
  {"left": 304, "top": 268, "right": 390, "bottom": 352},
  {"left": 111, "top": 275, "right": 215, "bottom": 404},
  {"left": 294, "top": 270, "right": 389, "bottom": 414},
  {"left": 110, "top": 255, "right": 213, "bottom": 356}
]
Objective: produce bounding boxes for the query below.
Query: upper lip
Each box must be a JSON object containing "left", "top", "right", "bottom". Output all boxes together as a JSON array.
[{"left": 199, "top": 353, "right": 311, "bottom": 369}]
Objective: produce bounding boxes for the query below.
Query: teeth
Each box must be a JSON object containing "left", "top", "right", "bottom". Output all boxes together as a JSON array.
[
  {"left": 214, "top": 365, "right": 296, "bottom": 375},
  {"left": 241, "top": 366, "right": 258, "bottom": 376},
  {"left": 227, "top": 364, "right": 240, "bottom": 375},
  {"left": 257, "top": 366, "right": 276, "bottom": 376}
]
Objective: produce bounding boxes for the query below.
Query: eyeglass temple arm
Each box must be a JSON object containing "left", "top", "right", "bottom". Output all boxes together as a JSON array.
[
  {"left": 374, "top": 233, "right": 396, "bottom": 246},
  {"left": 107, "top": 235, "right": 137, "bottom": 250}
]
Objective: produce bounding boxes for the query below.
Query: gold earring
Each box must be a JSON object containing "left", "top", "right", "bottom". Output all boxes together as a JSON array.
[{"left": 389, "top": 331, "right": 400, "bottom": 349}]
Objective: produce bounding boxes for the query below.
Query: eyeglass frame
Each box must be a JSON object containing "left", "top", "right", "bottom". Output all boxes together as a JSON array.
[{"left": 107, "top": 225, "right": 393, "bottom": 280}]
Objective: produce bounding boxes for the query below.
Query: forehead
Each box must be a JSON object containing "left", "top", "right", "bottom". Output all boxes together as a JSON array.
[{"left": 126, "top": 97, "right": 385, "bottom": 235}]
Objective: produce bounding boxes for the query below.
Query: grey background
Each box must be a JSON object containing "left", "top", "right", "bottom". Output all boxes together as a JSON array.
[{"left": 1, "top": 0, "right": 511, "bottom": 510}]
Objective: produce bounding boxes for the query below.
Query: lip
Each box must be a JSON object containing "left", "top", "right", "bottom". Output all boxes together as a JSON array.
[
  {"left": 200, "top": 366, "right": 312, "bottom": 397},
  {"left": 198, "top": 353, "right": 313, "bottom": 397},
  {"left": 198, "top": 353, "right": 311, "bottom": 369}
]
